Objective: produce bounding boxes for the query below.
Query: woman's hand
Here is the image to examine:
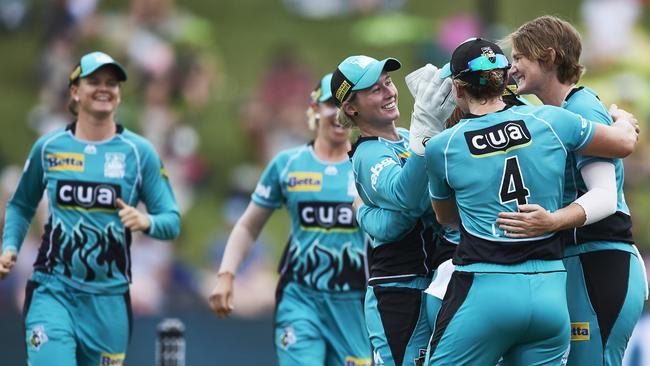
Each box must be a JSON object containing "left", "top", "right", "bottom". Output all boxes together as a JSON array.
[
  {"left": 117, "top": 198, "right": 151, "bottom": 232},
  {"left": 0, "top": 249, "right": 17, "bottom": 280},
  {"left": 209, "top": 272, "right": 235, "bottom": 318},
  {"left": 496, "top": 204, "right": 557, "bottom": 238}
]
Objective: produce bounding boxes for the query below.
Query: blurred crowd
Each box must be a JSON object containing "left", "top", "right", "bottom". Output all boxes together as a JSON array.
[{"left": 0, "top": 0, "right": 649, "bottom": 320}]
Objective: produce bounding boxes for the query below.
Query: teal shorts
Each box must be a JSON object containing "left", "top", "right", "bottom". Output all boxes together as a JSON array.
[
  {"left": 23, "top": 275, "right": 131, "bottom": 366},
  {"left": 274, "top": 281, "right": 371, "bottom": 366},
  {"left": 428, "top": 261, "right": 570, "bottom": 366},
  {"left": 365, "top": 277, "right": 432, "bottom": 366},
  {"left": 564, "top": 244, "right": 647, "bottom": 366}
]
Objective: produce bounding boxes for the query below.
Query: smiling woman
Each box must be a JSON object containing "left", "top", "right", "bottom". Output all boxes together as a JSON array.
[{"left": 0, "top": 51, "right": 180, "bottom": 365}]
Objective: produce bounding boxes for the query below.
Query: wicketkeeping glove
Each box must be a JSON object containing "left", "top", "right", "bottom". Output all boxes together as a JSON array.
[{"left": 409, "top": 69, "right": 456, "bottom": 156}]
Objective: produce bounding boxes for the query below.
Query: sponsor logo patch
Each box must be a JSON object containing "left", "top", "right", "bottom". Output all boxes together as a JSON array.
[
  {"left": 345, "top": 356, "right": 372, "bottom": 366},
  {"left": 255, "top": 183, "right": 272, "bottom": 199},
  {"left": 29, "top": 325, "right": 48, "bottom": 351},
  {"left": 104, "top": 153, "right": 126, "bottom": 178},
  {"left": 370, "top": 158, "right": 397, "bottom": 190},
  {"left": 298, "top": 201, "right": 357, "bottom": 231},
  {"left": 414, "top": 348, "right": 427, "bottom": 366},
  {"left": 279, "top": 326, "right": 296, "bottom": 350},
  {"left": 99, "top": 352, "right": 125, "bottom": 366},
  {"left": 373, "top": 350, "right": 385, "bottom": 366},
  {"left": 336, "top": 80, "right": 352, "bottom": 103},
  {"left": 571, "top": 322, "right": 590, "bottom": 341},
  {"left": 56, "top": 180, "right": 121, "bottom": 211},
  {"left": 463, "top": 120, "right": 531, "bottom": 157},
  {"left": 47, "top": 153, "right": 85, "bottom": 171},
  {"left": 287, "top": 172, "right": 322, "bottom": 192}
]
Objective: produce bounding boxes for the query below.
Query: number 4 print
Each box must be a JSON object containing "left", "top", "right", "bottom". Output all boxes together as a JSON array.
[{"left": 499, "top": 156, "right": 530, "bottom": 205}]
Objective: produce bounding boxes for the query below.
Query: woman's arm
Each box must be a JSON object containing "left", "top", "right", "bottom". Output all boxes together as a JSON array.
[
  {"left": 496, "top": 161, "right": 617, "bottom": 237},
  {"left": 209, "top": 202, "right": 274, "bottom": 318}
]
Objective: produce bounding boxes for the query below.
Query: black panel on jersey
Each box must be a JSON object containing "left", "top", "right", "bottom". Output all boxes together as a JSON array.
[
  {"left": 297, "top": 201, "right": 356, "bottom": 230},
  {"left": 348, "top": 136, "right": 379, "bottom": 159},
  {"left": 575, "top": 211, "right": 634, "bottom": 245},
  {"left": 454, "top": 226, "right": 564, "bottom": 265},
  {"left": 66, "top": 122, "right": 124, "bottom": 134},
  {"left": 374, "top": 286, "right": 423, "bottom": 366},
  {"left": 429, "top": 271, "right": 474, "bottom": 356},
  {"left": 431, "top": 235, "right": 457, "bottom": 270},
  {"left": 579, "top": 250, "right": 630, "bottom": 348},
  {"left": 367, "top": 220, "right": 436, "bottom": 285}
]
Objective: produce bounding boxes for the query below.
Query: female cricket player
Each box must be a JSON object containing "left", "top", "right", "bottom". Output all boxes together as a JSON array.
[
  {"left": 209, "top": 73, "right": 372, "bottom": 366},
  {"left": 0, "top": 51, "right": 181, "bottom": 365}
]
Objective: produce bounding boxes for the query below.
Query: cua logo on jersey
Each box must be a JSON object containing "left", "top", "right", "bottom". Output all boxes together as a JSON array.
[
  {"left": 47, "top": 153, "right": 84, "bottom": 171},
  {"left": 99, "top": 352, "right": 125, "bottom": 366},
  {"left": 56, "top": 180, "right": 121, "bottom": 210},
  {"left": 571, "top": 322, "right": 590, "bottom": 341},
  {"left": 287, "top": 172, "right": 322, "bottom": 192},
  {"left": 298, "top": 201, "right": 357, "bottom": 231},
  {"left": 345, "top": 356, "right": 371, "bottom": 366},
  {"left": 464, "top": 120, "right": 531, "bottom": 157}
]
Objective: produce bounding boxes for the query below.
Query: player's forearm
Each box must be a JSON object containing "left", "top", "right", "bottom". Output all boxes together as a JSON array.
[
  {"left": 385, "top": 153, "right": 428, "bottom": 211},
  {"left": 2, "top": 202, "right": 37, "bottom": 253},
  {"left": 548, "top": 203, "right": 586, "bottom": 231},
  {"left": 145, "top": 211, "right": 181, "bottom": 240},
  {"left": 218, "top": 223, "right": 258, "bottom": 274}
]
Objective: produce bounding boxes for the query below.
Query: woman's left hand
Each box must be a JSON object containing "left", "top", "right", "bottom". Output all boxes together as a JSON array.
[
  {"left": 117, "top": 198, "right": 151, "bottom": 232},
  {"left": 496, "top": 204, "right": 556, "bottom": 238}
]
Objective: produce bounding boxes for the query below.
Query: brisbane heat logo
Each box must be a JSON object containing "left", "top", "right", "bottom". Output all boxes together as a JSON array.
[
  {"left": 464, "top": 120, "right": 531, "bottom": 157},
  {"left": 56, "top": 180, "right": 121, "bottom": 211}
]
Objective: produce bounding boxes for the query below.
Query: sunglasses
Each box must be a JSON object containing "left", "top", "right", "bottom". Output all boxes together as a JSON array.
[{"left": 454, "top": 54, "right": 510, "bottom": 79}]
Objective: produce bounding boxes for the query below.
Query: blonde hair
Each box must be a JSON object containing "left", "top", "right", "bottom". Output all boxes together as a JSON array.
[
  {"left": 504, "top": 15, "right": 584, "bottom": 84},
  {"left": 335, "top": 91, "right": 358, "bottom": 128}
]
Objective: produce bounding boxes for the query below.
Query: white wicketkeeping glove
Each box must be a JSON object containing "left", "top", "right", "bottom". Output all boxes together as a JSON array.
[
  {"left": 409, "top": 69, "right": 456, "bottom": 156},
  {"left": 405, "top": 63, "right": 438, "bottom": 97}
]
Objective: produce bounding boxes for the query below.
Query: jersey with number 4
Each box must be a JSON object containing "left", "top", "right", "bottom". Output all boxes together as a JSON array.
[
  {"left": 252, "top": 143, "right": 368, "bottom": 292},
  {"left": 3, "top": 123, "right": 180, "bottom": 294},
  {"left": 426, "top": 104, "right": 595, "bottom": 265}
]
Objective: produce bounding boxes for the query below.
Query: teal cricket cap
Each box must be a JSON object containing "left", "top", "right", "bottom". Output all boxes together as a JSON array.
[
  {"left": 330, "top": 55, "right": 401, "bottom": 106},
  {"left": 69, "top": 51, "right": 128, "bottom": 85},
  {"left": 312, "top": 73, "right": 334, "bottom": 103}
]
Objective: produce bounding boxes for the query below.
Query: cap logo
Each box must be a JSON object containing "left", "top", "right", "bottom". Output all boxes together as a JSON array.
[
  {"left": 69, "top": 65, "right": 81, "bottom": 82},
  {"left": 481, "top": 47, "right": 496, "bottom": 63},
  {"left": 336, "top": 80, "right": 352, "bottom": 104},
  {"left": 350, "top": 56, "right": 373, "bottom": 68},
  {"left": 93, "top": 53, "right": 113, "bottom": 63}
]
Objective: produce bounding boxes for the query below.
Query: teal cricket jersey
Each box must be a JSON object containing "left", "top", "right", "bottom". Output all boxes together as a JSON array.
[
  {"left": 562, "top": 86, "right": 633, "bottom": 245},
  {"left": 425, "top": 104, "right": 595, "bottom": 265},
  {"left": 349, "top": 128, "right": 440, "bottom": 285},
  {"left": 3, "top": 123, "right": 180, "bottom": 294},
  {"left": 251, "top": 142, "right": 368, "bottom": 292}
]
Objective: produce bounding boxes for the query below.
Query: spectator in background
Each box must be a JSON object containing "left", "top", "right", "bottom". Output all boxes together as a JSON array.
[{"left": 241, "top": 47, "right": 313, "bottom": 162}]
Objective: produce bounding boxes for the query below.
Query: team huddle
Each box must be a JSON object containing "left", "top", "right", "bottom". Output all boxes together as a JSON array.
[{"left": 0, "top": 14, "right": 645, "bottom": 366}]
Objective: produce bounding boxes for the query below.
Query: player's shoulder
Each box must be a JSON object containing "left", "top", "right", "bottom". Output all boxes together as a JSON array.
[
  {"left": 34, "top": 125, "right": 71, "bottom": 148},
  {"left": 119, "top": 127, "right": 153, "bottom": 147},
  {"left": 267, "top": 143, "right": 312, "bottom": 168},
  {"left": 564, "top": 86, "right": 610, "bottom": 123}
]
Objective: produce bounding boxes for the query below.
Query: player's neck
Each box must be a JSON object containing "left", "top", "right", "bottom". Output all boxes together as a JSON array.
[
  {"left": 536, "top": 78, "right": 574, "bottom": 107},
  {"left": 313, "top": 138, "right": 350, "bottom": 162},
  {"left": 467, "top": 98, "right": 506, "bottom": 116},
  {"left": 75, "top": 114, "right": 117, "bottom": 141},
  {"left": 359, "top": 120, "right": 400, "bottom": 141}
]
